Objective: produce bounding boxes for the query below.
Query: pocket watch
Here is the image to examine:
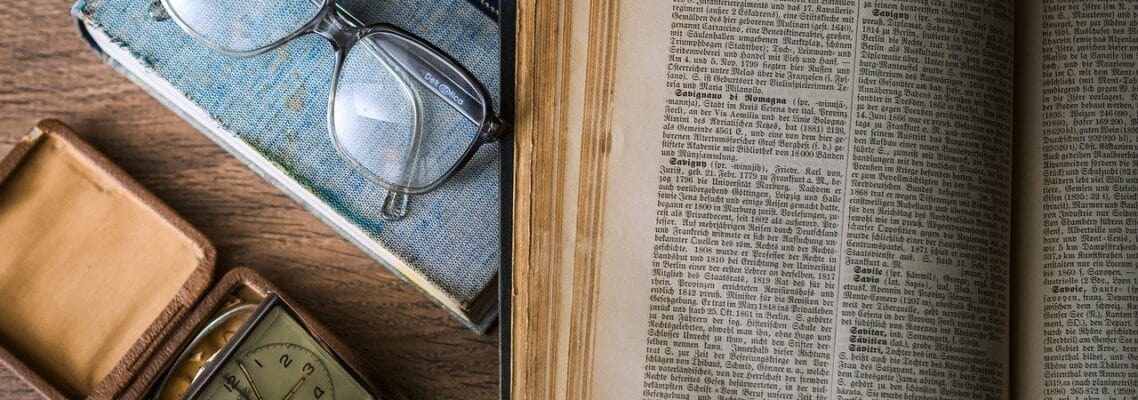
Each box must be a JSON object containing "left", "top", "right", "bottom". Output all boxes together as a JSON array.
[{"left": 158, "top": 294, "right": 380, "bottom": 400}]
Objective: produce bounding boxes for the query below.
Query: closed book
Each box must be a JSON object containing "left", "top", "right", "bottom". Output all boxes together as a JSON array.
[{"left": 72, "top": 0, "right": 503, "bottom": 332}]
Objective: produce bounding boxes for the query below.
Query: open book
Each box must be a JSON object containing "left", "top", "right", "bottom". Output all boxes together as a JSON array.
[{"left": 509, "top": 0, "right": 1137, "bottom": 398}]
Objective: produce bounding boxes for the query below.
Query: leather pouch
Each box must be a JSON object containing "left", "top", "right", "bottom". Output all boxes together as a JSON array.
[{"left": 0, "top": 120, "right": 394, "bottom": 399}]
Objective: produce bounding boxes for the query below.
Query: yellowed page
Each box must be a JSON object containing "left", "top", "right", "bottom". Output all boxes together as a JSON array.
[
  {"left": 1025, "top": 1, "right": 1138, "bottom": 398},
  {"left": 589, "top": 0, "right": 670, "bottom": 397},
  {"left": 583, "top": 0, "right": 1015, "bottom": 398},
  {"left": 509, "top": 0, "right": 592, "bottom": 397},
  {"left": 553, "top": 0, "right": 592, "bottom": 396}
]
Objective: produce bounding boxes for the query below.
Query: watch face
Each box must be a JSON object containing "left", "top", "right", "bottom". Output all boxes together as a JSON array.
[
  {"left": 183, "top": 295, "right": 377, "bottom": 400},
  {"left": 155, "top": 298, "right": 257, "bottom": 400}
]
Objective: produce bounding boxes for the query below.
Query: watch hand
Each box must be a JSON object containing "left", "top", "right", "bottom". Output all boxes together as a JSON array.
[
  {"left": 237, "top": 361, "right": 264, "bottom": 400},
  {"left": 282, "top": 376, "right": 305, "bottom": 400}
]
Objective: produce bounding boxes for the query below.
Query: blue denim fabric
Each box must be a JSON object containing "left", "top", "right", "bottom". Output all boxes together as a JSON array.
[{"left": 73, "top": 0, "right": 501, "bottom": 330}]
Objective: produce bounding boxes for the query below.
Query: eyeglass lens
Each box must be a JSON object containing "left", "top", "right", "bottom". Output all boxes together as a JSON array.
[
  {"left": 164, "top": 0, "right": 321, "bottom": 53},
  {"left": 333, "top": 32, "right": 487, "bottom": 191}
]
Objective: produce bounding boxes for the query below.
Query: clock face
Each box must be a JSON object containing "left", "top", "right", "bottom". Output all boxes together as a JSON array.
[{"left": 185, "top": 295, "right": 376, "bottom": 400}]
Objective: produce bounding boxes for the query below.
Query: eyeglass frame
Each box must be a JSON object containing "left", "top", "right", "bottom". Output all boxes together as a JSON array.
[{"left": 160, "top": 0, "right": 507, "bottom": 197}]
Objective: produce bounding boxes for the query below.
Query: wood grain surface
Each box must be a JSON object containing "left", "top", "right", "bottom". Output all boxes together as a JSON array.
[{"left": 0, "top": 1, "right": 500, "bottom": 399}]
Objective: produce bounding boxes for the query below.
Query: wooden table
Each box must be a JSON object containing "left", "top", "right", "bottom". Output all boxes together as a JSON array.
[{"left": 0, "top": 1, "right": 500, "bottom": 399}]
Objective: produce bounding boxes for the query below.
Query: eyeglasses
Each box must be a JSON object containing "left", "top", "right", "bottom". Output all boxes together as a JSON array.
[{"left": 161, "top": 0, "right": 506, "bottom": 220}]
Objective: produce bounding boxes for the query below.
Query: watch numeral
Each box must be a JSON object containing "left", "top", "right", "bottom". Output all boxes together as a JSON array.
[
  {"left": 314, "top": 386, "right": 325, "bottom": 398},
  {"left": 254, "top": 359, "right": 263, "bottom": 368},
  {"left": 280, "top": 354, "right": 293, "bottom": 368},
  {"left": 303, "top": 363, "right": 315, "bottom": 376},
  {"left": 223, "top": 373, "right": 240, "bottom": 393}
]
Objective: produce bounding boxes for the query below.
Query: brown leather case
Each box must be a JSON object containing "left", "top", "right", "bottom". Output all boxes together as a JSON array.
[{"left": 0, "top": 120, "right": 399, "bottom": 399}]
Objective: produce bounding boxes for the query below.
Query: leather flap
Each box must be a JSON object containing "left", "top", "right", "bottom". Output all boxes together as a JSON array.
[{"left": 0, "top": 120, "right": 216, "bottom": 399}]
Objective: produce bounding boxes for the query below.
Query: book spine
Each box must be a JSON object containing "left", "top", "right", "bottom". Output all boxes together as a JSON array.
[{"left": 498, "top": 0, "right": 516, "bottom": 396}]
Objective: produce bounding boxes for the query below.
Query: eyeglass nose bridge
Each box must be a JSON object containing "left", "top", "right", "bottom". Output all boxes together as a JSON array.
[{"left": 308, "top": 5, "right": 365, "bottom": 51}]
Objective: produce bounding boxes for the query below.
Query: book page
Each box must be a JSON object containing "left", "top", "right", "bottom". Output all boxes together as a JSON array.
[
  {"left": 509, "top": 0, "right": 594, "bottom": 396},
  {"left": 1019, "top": 1, "right": 1138, "bottom": 398},
  {"left": 584, "top": 0, "right": 1014, "bottom": 398}
]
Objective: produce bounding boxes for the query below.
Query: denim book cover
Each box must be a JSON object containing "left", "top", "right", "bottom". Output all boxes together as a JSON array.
[{"left": 72, "top": 0, "right": 502, "bottom": 332}]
